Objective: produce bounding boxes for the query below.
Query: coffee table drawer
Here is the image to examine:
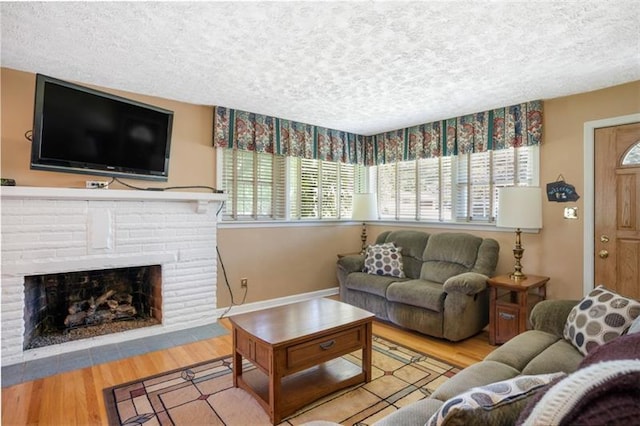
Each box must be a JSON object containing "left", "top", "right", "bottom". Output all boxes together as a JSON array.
[{"left": 286, "top": 326, "right": 364, "bottom": 370}]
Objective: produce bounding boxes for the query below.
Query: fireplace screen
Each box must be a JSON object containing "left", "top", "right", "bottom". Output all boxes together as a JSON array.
[{"left": 23, "top": 265, "right": 162, "bottom": 350}]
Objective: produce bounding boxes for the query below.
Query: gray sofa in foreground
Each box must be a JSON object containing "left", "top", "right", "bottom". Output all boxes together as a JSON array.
[
  {"left": 374, "top": 300, "right": 640, "bottom": 426},
  {"left": 337, "top": 230, "right": 499, "bottom": 341}
]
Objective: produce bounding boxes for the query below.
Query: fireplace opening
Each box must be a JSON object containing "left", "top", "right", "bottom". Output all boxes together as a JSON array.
[{"left": 23, "top": 265, "right": 162, "bottom": 350}]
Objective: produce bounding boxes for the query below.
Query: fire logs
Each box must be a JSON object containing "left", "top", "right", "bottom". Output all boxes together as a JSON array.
[{"left": 64, "top": 290, "right": 137, "bottom": 328}]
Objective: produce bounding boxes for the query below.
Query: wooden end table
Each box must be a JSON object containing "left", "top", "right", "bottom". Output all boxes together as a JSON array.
[
  {"left": 487, "top": 274, "right": 549, "bottom": 345},
  {"left": 228, "top": 298, "right": 374, "bottom": 424}
]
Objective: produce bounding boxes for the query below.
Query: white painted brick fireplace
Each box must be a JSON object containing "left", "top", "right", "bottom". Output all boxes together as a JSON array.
[{"left": 1, "top": 186, "right": 225, "bottom": 365}]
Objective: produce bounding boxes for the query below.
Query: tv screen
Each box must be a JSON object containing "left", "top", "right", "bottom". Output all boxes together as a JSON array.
[{"left": 31, "top": 74, "right": 174, "bottom": 181}]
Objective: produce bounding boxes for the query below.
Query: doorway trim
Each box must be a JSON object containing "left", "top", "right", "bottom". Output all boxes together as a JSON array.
[{"left": 583, "top": 113, "right": 640, "bottom": 296}]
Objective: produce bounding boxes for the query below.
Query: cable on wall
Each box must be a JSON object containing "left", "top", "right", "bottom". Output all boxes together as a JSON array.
[
  {"left": 113, "top": 177, "right": 221, "bottom": 193},
  {"left": 216, "top": 245, "right": 247, "bottom": 319}
]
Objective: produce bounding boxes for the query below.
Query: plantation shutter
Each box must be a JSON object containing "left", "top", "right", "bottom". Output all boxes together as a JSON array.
[
  {"left": 417, "top": 157, "right": 440, "bottom": 221},
  {"left": 440, "top": 156, "right": 453, "bottom": 221},
  {"left": 470, "top": 151, "right": 492, "bottom": 222},
  {"left": 397, "top": 160, "right": 417, "bottom": 220},
  {"left": 377, "top": 163, "right": 397, "bottom": 219},
  {"left": 221, "top": 149, "right": 285, "bottom": 220},
  {"left": 271, "top": 154, "right": 287, "bottom": 219},
  {"left": 455, "top": 154, "right": 469, "bottom": 220},
  {"left": 320, "top": 161, "right": 338, "bottom": 218},
  {"left": 236, "top": 150, "right": 254, "bottom": 217},
  {"left": 255, "top": 153, "right": 272, "bottom": 218},
  {"left": 339, "top": 163, "right": 356, "bottom": 219},
  {"left": 299, "top": 158, "right": 319, "bottom": 219}
]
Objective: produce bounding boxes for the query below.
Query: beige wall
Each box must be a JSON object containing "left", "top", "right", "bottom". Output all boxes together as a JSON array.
[
  {"left": 216, "top": 225, "right": 361, "bottom": 307},
  {"left": 2, "top": 67, "right": 639, "bottom": 306}
]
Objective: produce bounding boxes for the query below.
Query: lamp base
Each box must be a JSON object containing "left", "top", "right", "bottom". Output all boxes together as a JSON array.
[
  {"left": 509, "top": 271, "right": 527, "bottom": 281},
  {"left": 360, "top": 222, "right": 368, "bottom": 254},
  {"left": 510, "top": 228, "right": 527, "bottom": 280}
]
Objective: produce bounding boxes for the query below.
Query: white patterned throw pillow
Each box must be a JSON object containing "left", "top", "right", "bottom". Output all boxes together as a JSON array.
[
  {"left": 426, "top": 373, "right": 565, "bottom": 426},
  {"left": 363, "top": 243, "right": 405, "bottom": 278},
  {"left": 563, "top": 285, "right": 640, "bottom": 355}
]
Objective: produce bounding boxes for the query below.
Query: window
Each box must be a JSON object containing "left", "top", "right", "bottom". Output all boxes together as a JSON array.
[
  {"left": 221, "top": 149, "right": 286, "bottom": 220},
  {"left": 371, "top": 146, "right": 539, "bottom": 223},
  {"left": 621, "top": 141, "right": 640, "bottom": 166},
  {"left": 289, "top": 157, "right": 363, "bottom": 219},
  {"left": 220, "top": 146, "right": 538, "bottom": 224},
  {"left": 220, "top": 148, "right": 364, "bottom": 220}
]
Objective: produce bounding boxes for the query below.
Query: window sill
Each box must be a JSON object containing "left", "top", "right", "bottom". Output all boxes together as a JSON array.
[{"left": 219, "top": 219, "right": 540, "bottom": 233}]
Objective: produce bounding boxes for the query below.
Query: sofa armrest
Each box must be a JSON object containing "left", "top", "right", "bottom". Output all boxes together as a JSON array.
[
  {"left": 443, "top": 272, "right": 488, "bottom": 296},
  {"left": 337, "top": 254, "right": 365, "bottom": 275},
  {"left": 530, "top": 299, "right": 579, "bottom": 338}
]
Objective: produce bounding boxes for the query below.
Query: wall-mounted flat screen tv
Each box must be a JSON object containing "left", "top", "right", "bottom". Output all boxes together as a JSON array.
[{"left": 31, "top": 74, "right": 174, "bottom": 181}]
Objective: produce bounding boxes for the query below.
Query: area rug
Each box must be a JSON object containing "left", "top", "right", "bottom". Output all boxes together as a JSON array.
[{"left": 104, "top": 335, "right": 461, "bottom": 426}]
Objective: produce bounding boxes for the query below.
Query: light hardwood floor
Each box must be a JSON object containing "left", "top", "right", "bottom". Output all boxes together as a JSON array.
[{"left": 1, "top": 318, "right": 494, "bottom": 425}]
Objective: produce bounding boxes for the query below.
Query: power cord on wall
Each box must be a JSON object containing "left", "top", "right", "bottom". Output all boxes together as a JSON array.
[
  {"left": 216, "top": 245, "right": 247, "bottom": 319},
  {"left": 113, "top": 177, "right": 222, "bottom": 193}
]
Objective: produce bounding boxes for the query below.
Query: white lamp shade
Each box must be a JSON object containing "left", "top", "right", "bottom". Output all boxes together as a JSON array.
[
  {"left": 497, "top": 187, "right": 543, "bottom": 229},
  {"left": 352, "top": 193, "right": 378, "bottom": 221}
]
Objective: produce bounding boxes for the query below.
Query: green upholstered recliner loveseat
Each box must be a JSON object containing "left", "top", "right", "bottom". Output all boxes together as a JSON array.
[{"left": 337, "top": 230, "right": 500, "bottom": 341}]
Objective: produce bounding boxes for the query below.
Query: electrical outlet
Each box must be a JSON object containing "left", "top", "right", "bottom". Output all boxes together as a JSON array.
[
  {"left": 86, "top": 180, "right": 109, "bottom": 189},
  {"left": 240, "top": 278, "right": 248, "bottom": 288}
]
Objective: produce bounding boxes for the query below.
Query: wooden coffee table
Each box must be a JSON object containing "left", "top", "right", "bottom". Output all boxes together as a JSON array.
[{"left": 229, "top": 298, "right": 374, "bottom": 424}]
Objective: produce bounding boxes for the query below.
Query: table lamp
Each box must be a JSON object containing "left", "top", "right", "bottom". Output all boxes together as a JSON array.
[
  {"left": 497, "top": 187, "right": 543, "bottom": 280},
  {"left": 352, "top": 193, "right": 378, "bottom": 253}
]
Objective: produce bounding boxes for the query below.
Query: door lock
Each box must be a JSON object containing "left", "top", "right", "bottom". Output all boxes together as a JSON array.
[{"left": 600, "top": 235, "right": 610, "bottom": 243}]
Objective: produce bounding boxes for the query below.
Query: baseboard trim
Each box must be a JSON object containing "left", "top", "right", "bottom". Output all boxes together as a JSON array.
[{"left": 215, "top": 287, "right": 340, "bottom": 318}]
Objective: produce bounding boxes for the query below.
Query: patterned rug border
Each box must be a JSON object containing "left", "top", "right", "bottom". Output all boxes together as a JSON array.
[
  {"left": 103, "top": 335, "right": 462, "bottom": 425},
  {"left": 103, "top": 355, "right": 230, "bottom": 426}
]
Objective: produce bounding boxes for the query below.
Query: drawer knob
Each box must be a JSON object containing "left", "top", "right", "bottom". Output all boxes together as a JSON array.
[
  {"left": 319, "top": 340, "right": 336, "bottom": 350},
  {"left": 499, "top": 312, "right": 516, "bottom": 320}
]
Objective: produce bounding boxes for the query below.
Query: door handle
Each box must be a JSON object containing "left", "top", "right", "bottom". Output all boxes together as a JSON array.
[{"left": 598, "top": 249, "right": 609, "bottom": 259}]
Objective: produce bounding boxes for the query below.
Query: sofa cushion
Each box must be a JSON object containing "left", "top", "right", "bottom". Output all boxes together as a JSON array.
[
  {"left": 563, "top": 285, "right": 640, "bottom": 355},
  {"left": 421, "top": 233, "right": 482, "bottom": 283},
  {"left": 530, "top": 299, "right": 579, "bottom": 338},
  {"left": 386, "top": 280, "right": 445, "bottom": 312},
  {"left": 431, "top": 360, "right": 520, "bottom": 402},
  {"left": 373, "top": 398, "right": 444, "bottom": 426},
  {"left": 427, "top": 372, "right": 565, "bottom": 426},
  {"left": 379, "top": 230, "right": 430, "bottom": 279},
  {"left": 485, "top": 330, "right": 561, "bottom": 372},
  {"left": 363, "top": 243, "right": 405, "bottom": 278},
  {"left": 344, "top": 272, "right": 402, "bottom": 298},
  {"left": 521, "top": 339, "right": 583, "bottom": 375}
]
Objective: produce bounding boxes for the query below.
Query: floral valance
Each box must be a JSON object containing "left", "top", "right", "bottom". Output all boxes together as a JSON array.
[
  {"left": 213, "top": 107, "right": 367, "bottom": 165},
  {"left": 365, "top": 100, "right": 543, "bottom": 165},
  {"left": 213, "top": 100, "right": 542, "bottom": 166}
]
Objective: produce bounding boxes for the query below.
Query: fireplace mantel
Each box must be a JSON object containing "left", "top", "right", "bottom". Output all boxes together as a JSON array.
[{"left": 1, "top": 186, "right": 226, "bottom": 202}]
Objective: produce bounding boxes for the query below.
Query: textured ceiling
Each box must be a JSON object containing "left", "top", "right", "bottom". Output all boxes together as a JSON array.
[{"left": 2, "top": 1, "right": 639, "bottom": 135}]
